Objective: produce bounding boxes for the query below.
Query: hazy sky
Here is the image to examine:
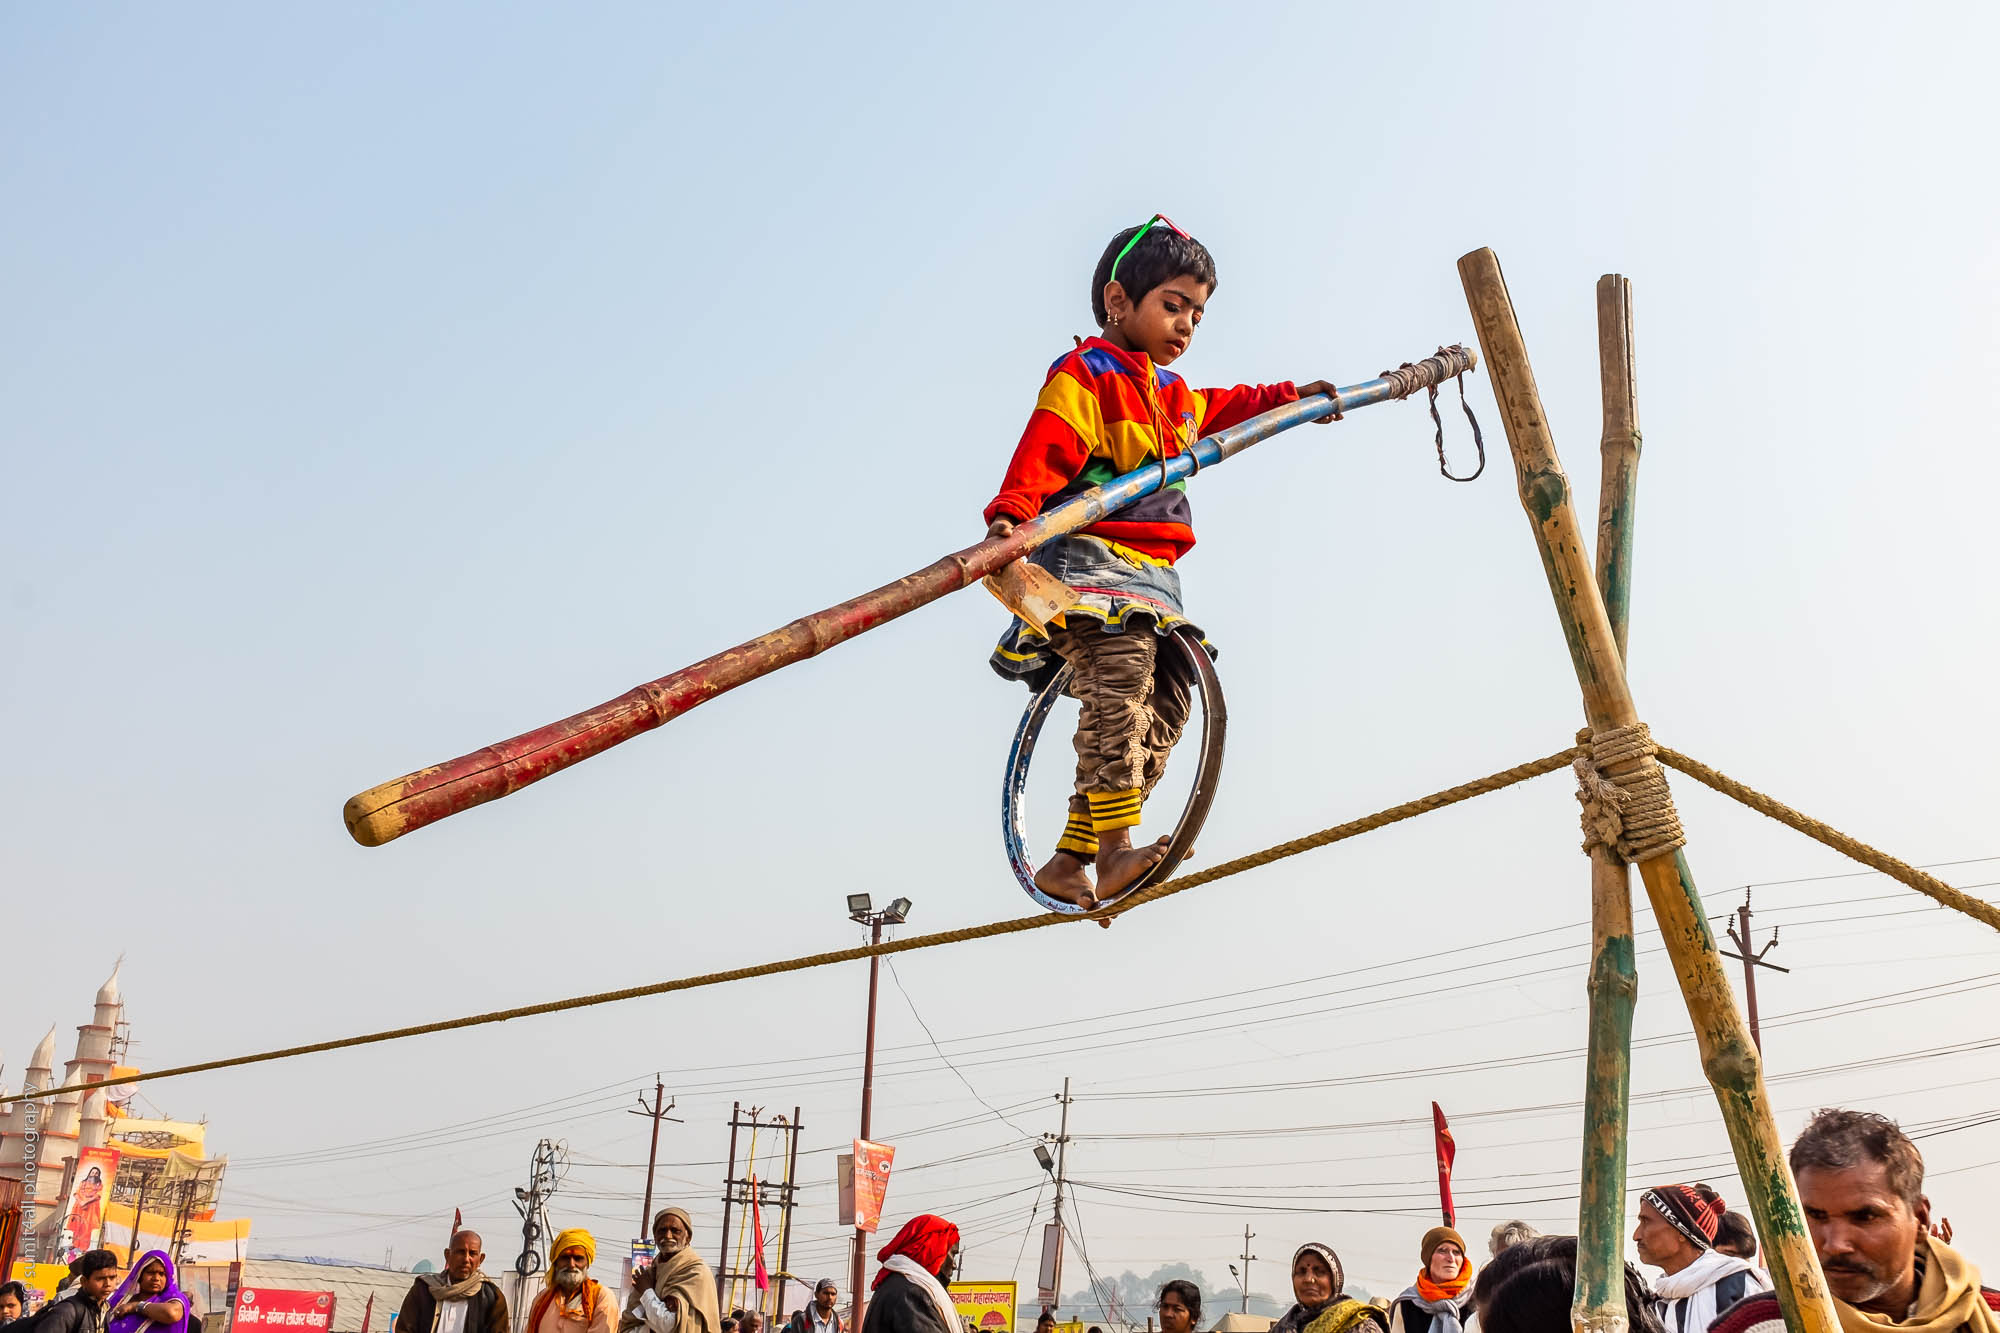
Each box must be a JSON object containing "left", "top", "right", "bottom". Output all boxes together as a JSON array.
[{"left": 5, "top": 0, "right": 1997, "bottom": 1311}]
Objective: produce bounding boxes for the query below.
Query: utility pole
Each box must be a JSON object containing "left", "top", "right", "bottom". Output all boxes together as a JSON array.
[
  {"left": 1033, "top": 1080, "right": 1073, "bottom": 1315},
  {"left": 127, "top": 1173, "right": 152, "bottom": 1264},
  {"left": 513, "top": 1139, "right": 566, "bottom": 1278},
  {"left": 1238, "top": 1226, "right": 1257, "bottom": 1312},
  {"left": 1051, "top": 1079, "right": 1071, "bottom": 1237},
  {"left": 1720, "top": 890, "right": 1789, "bottom": 1051},
  {"left": 629, "top": 1078, "right": 680, "bottom": 1236},
  {"left": 846, "top": 894, "right": 912, "bottom": 1333}
]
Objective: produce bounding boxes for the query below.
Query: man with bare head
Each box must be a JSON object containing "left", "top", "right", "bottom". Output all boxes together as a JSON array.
[
  {"left": 1711, "top": 1109, "right": 1997, "bottom": 1333},
  {"left": 397, "top": 1230, "right": 510, "bottom": 1333},
  {"left": 10, "top": 1252, "right": 118, "bottom": 1333}
]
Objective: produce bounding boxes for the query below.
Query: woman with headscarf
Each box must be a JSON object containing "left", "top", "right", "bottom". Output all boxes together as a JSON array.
[
  {"left": 107, "top": 1252, "right": 190, "bottom": 1333},
  {"left": 866, "top": 1215, "right": 962, "bottom": 1333},
  {"left": 622, "top": 1208, "right": 720, "bottom": 1333},
  {"left": 1270, "top": 1243, "right": 1384, "bottom": 1333},
  {"left": 1388, "top": 1228, "right": 1473, "bottom": 1333}
]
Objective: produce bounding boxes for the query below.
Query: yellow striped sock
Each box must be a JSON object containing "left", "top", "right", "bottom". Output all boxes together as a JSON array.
[
  {"left": 1055, "top": 814, "right": 1098, "bottom": 857},
  {"left": 1087, "top": 788, "right": 1144, "bottom": 832}
]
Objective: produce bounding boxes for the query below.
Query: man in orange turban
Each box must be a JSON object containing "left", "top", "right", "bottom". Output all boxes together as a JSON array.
[{"left": 531, "top": 1230, "right": 617, "bottom": 1333}]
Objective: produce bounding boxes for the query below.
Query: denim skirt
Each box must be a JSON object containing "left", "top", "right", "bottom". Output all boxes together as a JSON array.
[{"left": 988, "top": 534, "right": 1213, "bottom": 692}]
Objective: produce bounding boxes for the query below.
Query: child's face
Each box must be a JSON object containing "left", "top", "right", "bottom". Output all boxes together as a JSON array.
[{"left": 1103, "top": 274, "right": 1209, "bottom": 365}]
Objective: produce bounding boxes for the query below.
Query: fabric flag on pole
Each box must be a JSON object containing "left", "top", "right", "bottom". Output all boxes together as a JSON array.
[
  {"left": 750, "top": 1175, "right": 770, "bottom": 1291},
  {"left": 452, "top": 1208, "right": 463, "bottom": 1238},
  {"left": 361, "top": 1294, "right": 375, "bottom": 1333},
  {"left": 1431, "top": 1102, "right": 1457, "bottom": 1227}
]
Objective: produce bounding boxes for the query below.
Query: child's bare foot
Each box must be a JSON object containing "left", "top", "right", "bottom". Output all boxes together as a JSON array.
[
  {"left": 1035, "top": 851, "right": 1097, "bottom": 909},
  {"left": 1094, "top": 827, "right": 1171, "bottom": 899}
]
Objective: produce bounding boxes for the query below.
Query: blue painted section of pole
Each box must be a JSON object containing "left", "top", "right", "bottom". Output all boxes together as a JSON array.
[{"left": 1002, "top": 348, "right": 1476, "bottom": 560}]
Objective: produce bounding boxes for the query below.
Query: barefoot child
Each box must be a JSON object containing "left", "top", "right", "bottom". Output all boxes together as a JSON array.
[{"left": 984, "top": 215, "right": 1337, "bottom": 908}]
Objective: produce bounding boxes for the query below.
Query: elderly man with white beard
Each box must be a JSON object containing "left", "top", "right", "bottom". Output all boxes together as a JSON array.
[
  {"left": 528, "top": 1230, "right": 617, "bottom": 1333},
  {"left": 623, "top": 1208, "right": 721, "bottom": 1333}
]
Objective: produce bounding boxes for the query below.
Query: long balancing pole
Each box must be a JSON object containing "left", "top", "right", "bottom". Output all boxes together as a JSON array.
[
  {"left": 1572, "top": 273, "right": 1642, "bottom": 1333},
  {"left": 1458, "top": 247, "right": 1838, "bottom": 1333},
  {"left": 343, "top": 346, "right": 1475, "bottom": 847}
]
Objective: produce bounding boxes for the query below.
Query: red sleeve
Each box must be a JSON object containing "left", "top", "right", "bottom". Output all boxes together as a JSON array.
[
  {"left": 1197, "top": 381, "right": 1298, "bottom": 436},
  {"left": 984, "top": 408, "right": 1092, "bottom": 526}
]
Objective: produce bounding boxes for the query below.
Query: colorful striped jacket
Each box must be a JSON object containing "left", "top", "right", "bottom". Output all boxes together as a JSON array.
[{"left": 983, "top": 336, "right": 1298, "bottom": 563}]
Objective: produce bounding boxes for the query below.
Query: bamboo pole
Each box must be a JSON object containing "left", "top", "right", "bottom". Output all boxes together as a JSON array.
[
  {"left": 1458, "top": 248, "right": 1838, "bottom": 1333},
  {"left": 1572, "top": 275, "right": 1641, "bottom": 1333}
]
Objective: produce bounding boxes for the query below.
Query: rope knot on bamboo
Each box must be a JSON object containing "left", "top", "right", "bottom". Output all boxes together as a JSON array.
[
  {"left": 1573, "top": 722, "right": 1686, "bottom": 863},
  {"left": 1379, "top": 346, "right": 1469, "bottom": 400}
]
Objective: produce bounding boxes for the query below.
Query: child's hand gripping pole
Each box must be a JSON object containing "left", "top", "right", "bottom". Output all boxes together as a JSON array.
[{"left": 342, "top": 344, "right": 1477, "bottom": 847}]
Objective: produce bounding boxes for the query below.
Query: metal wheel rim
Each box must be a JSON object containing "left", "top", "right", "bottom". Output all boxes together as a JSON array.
[{"left": 1001, "top": 627, "right": 1227, "bottom": 913}]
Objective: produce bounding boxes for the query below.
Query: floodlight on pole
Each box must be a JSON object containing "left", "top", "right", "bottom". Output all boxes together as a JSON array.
[
  {"left": 846, "top": 892, "right": 915, "bottom": 1331},
  {"left": 1034, "top": 1144, "right": 1055, "bottom": 1175}
]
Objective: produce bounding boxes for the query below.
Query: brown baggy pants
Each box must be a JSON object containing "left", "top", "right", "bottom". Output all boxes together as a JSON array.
[{"left": 1047, "top": 620, "right": 1193, "bottom": 848}]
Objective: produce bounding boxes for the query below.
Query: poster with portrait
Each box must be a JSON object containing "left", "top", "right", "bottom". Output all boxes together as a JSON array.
[{"left": 59, "top": 1146, "right": 121, "bottom": 1260}]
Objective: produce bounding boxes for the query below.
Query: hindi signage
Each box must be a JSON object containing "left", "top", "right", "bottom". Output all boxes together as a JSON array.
[{"left": 235, "top": 1288, "right": 336, "bottom": 1332}]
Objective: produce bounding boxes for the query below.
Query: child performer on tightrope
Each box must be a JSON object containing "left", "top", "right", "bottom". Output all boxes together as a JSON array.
[{"left": 984, "top": 215, "right": 1337, "bottom": 908}]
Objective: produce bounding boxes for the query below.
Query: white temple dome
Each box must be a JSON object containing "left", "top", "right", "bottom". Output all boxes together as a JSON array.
[{"left": 28, "top": 1024, "right": 57, "bottom": 1072}]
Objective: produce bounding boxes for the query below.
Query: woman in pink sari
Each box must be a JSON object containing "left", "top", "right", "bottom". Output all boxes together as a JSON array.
[{"left": 107, "top": 1251, "right": 190, "bottom": 1333}]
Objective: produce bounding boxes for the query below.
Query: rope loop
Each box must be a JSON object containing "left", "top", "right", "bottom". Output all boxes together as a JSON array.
[
  {"left": 1574, "top": 721, "right": 1686, "bottom": 863},
  {"left": 1379, "top": 348, "right": 1486, "bottom": 482},
  {"left": 1429, "top": 356, "right": 1487, "bottom": 482}
]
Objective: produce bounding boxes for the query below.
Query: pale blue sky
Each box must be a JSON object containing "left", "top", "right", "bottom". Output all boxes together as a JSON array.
[{"left": 5, "top": 0, "right": 1997, "bottom": 1304}]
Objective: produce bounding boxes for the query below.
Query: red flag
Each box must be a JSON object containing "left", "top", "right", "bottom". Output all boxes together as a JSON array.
[
  {"left": 1431, "top": 1102, "right": 1457, "bottom": 1226},
  {"left": 361, "top": 1294, "right": 376, "bottom": 1333},
  {"left": 452, "top": 1208, "right": 463, "bottom": 1238},
  {"left": 750, "top": 1175, "right": 770, "bottom": 1291}
]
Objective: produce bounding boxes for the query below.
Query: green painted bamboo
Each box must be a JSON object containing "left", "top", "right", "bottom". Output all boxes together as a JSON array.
[
  {"left": 1458, "top": 248, "right": 1839, "bottom": 1333},
  {"left": 1594, "top": 275, "right": 1642, "bottom": 667},
  {"left": 1573, "top": 274, "right": 1642, "bottom": 1333}
]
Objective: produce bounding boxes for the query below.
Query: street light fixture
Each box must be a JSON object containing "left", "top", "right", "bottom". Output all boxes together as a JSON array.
[
  {"left": 846, "top": 891, "right": 915, "bottom": 1330},
  {"left": 1034, "top": 1144, "right": 1056, "bottom": 1175}
]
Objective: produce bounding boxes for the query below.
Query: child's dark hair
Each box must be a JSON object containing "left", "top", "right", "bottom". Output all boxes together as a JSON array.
[
  {"left": 1478, "top": 1237, "right": 1665, "bottom": 1333},
  {"left": 1091, "top": 221, "right": 1218, "bottom": 327}
]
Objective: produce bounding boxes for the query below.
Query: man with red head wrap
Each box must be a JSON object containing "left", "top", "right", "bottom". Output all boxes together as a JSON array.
[{"left": 865, "top": 1216, "right": 962, "bottom": 1333}]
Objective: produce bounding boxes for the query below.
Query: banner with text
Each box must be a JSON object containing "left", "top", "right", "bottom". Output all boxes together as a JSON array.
[
  {"left": 851, "top": 1140, "right": 895, "bottom": 1233},
  {"left": 234, "top": 1287, "right": 336, "bottom": 1333},
  {"left": 949, "top": 1282, "right": 1016, "bottom": 1333}
]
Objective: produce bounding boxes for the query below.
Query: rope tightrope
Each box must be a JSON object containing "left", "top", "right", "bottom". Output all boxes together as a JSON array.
[
  {"left": 4, "top": 739, "right": 1988, "bottom": 1110},
  {"left": 0, "top": 746, "right": 1583, "bottom": 1108},
  {"left": 1655, "top": 745, "right": 2000, "bottom": 934}
]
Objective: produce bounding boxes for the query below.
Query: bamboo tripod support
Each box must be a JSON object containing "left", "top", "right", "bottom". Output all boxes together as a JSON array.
[
  {"left": 1573, "top": 274, "right": 1642, "bottom": 1333},
  {"left": 1458, "top": 248, "right": 1840, "bottom": 1333}
]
